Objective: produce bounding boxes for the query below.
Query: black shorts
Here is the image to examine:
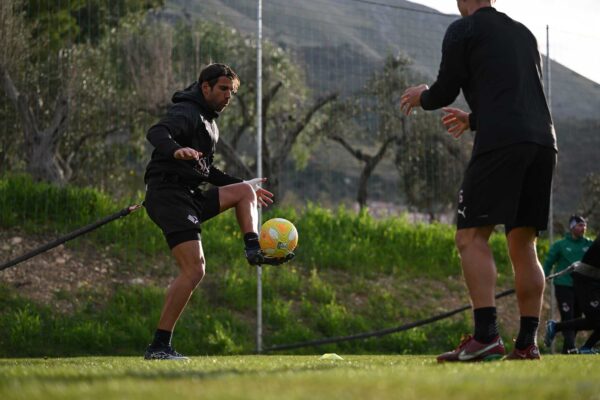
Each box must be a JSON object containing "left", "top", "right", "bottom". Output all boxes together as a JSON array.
[
  {"left": 457, "top": 142, "right": 556, "bottom": 233},
  {"left": 144, "top": 181, "right": 221, "bottom": 249}
]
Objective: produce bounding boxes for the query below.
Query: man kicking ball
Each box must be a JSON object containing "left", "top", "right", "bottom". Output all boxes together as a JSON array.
[{"left": 142, "top": 63, "right": 292, "bottom": 360}]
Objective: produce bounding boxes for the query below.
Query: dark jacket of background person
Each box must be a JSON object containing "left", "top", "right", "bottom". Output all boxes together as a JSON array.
[
  {"left": 544, "top": 233, "right": 594, "bottom": 287},
  {"left": 420, "top": 7, "right": 557, "bottom": 156},
  {"left": 144, "top": 82, "right": 242, "bottom": 187},
  {"left": 576, "top": 237, "right": 600, "bottom": 276}
]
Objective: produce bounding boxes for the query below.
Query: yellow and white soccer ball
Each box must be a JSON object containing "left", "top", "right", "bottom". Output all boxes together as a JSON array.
[{"left": 259, "top": 218, "right": 298, "bottom": 258}]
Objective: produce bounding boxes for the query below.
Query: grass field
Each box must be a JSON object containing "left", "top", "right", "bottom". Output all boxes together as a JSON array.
[{"left": 1, "top": 355, "right": 599, "bottom": 400}]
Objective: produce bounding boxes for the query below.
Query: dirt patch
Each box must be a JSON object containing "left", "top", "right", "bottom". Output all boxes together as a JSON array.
[{"left": 0, "top": 229, "right": 172, "bottom": 313}]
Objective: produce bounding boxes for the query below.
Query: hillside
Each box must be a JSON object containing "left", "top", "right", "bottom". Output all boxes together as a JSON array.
[
  {"left": 168, "top": 0, "right": 600, "bottom": 118},
  {"left": 164, "top": 0, "right": 600, "bottom": 217},
  {"left": 0, "top": 227, "right": 538, "bottom": 356}
]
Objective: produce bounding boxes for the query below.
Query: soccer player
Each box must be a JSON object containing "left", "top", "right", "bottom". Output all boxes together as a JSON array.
[
  {"left": 142, "top": 63, "right": 292, "bottom": 360},
  {"left": 545, "top": 236, "right": 600, "bottom": 354},
  {"left": 400, "top": 0, "right": 557, "bottom": 361},
  {"left": 543, "top": 215, "right": 593, "bottom": 353}
]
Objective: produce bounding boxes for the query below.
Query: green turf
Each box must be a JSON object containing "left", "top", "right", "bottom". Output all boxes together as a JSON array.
[{"left": 1, "top": 355, "right": 599, "bottom": 400}]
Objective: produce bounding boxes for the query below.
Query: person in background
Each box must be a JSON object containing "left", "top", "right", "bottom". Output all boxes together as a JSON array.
[
  {"left": 543, "top": 215, "right": 593, "bottom": 353},
  {"left": 545, "top": 236, "right": 600, "bottom": 354}
]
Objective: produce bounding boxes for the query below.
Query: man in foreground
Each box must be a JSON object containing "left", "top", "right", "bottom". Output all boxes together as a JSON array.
[
  {"left": 400, "top": 0, "right": 557, "bottom": 361},
  {"left": 143, "top": 63, "right": 291, "bottom": 360}
]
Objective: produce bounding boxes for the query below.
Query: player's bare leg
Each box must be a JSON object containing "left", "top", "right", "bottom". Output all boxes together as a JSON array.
[
  {"left": 145, "top": 240, "right": 205, "bottom": 360},
  {"left": 218, "top": 182, "right": 259, "bottom": 234},
  {"left": 505, "top": 226, "right": 544, "bottom": 359},
  {"left": 455, "top": 225, "right": 497, "bottom": 308},
  {"left": 157, "top": 240, "right": 206, "bottom": 330},
  {"left": 507, "top": 227, "right": 544, "bottom": 317},
  {"left": 218, "top": 182, "right": 293, "bottom": 265},
  {"left": 437, "top": 225, "right": 505, "bottom": 363}
]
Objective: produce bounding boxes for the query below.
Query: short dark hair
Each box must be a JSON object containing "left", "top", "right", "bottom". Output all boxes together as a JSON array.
[
  {"left": 199, "top": 63, "right": 240, "bottom": 91},
  {"left": 569, "top": 215, "right": 586, "bottom": 229}
]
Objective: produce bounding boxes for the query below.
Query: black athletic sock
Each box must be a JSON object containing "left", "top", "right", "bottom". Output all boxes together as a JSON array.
[
  {"left": 473, "top": 307, "right": 499, "bottom": 343},
  {"left": 515, "top": 316, "right": 539, "bottom": 350},
  {"left": 244, "top": 232, "right": 260, "bottom": 250},
  {"left": 151, "top": 329, "right": 172, "bottom": 348}
]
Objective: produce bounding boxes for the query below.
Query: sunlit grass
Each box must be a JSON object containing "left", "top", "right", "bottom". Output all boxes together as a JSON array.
[{"left": 1, "top": 355, "right": 599, "bottom": 400}]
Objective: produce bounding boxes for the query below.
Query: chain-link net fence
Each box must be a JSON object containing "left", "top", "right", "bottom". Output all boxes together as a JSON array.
[
  {"left": 3, "top": 1, "right": 598, "bottom": 230},
  {"left": 1, "top": 1, "right": 599, "bottom": 349}
]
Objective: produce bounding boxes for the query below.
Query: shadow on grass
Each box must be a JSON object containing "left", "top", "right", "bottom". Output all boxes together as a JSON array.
[{"left": 0, "top": 358, "right": 349, "bottom": 384}]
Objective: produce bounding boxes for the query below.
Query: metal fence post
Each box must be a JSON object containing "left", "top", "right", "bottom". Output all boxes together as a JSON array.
[
  {"left": 255, "top": 0, "right": 264, "bottom": 354},
  {"left": 545, "top": 24, "right": 557, "bottom": 355}
]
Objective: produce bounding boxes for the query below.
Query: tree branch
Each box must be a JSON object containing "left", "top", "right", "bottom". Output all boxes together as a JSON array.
[
  {"left": 44, "top": 92, "right": 68, "bottom": 149},
  {"left": 218, "top": 136, "right": 253, "bottom": 179},
  {"left": 274, "top": 92, "right": 338, "bottom": 167},
  {"left": 329, "top": 134, "right": 368, "bottom": 162},
  {"left": 370, "top": 136, "right": 395, "bottom": 166}
]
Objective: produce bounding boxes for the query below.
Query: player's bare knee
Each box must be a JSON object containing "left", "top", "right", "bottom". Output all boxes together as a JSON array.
[
  {"left": 179, "top": 257, "right": 206, "bottom": 287},
  {"left": 243, "top": 181, "right": 257, "bottom": 197},
  {"left": 455, "top": 230, "right": 473, "bottom": 254},
  {"left": 507, "top": 241, "right": 536, "bottom": 263},
  {"left": 185, "top": 264, "right": 205, "bottom": 288},
  {"left": 238, "top": 182, "right": 257, "bottom": 203}
]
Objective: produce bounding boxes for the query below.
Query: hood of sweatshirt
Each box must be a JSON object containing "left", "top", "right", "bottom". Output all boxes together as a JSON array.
[{"left": 171, "top": 82, "right": 219, "bottom": 120}]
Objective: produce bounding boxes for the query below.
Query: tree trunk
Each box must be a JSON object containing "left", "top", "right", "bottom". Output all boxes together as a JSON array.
[
  {"left": 1, "top": 64, "right": 69, "bottom": 184},
  {"left": 357, "top": 168, "right": 370, "bottom": 209},
  {"left": 29, "top": 129, "right": 66, "bottom": 182},
  {"left": 330, "top": 134, "right": 395, "bottom": 211}
]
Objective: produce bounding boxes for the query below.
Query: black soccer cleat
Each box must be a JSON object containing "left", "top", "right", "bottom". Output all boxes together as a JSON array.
[
  {"left": 144, "top": 345, "right": 189, "bottom": 361},
  {"left": 245, "top": 247, "right": 295, "bottom": 266}
]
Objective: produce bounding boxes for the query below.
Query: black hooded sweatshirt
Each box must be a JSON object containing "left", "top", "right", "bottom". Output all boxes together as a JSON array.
[{"left": 144, "top": 82, "right": 243, "bottom": 187}]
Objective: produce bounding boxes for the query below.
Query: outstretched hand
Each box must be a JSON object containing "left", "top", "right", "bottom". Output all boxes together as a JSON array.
[
  {"left": 245, "top": 177, "right": 274, "bottom": 208},
  {"left": 442, "top": 107, "right": 470, "bottom": 138},
  {"left": 400, "top": 84, "right": 428, "bottom": 115}
]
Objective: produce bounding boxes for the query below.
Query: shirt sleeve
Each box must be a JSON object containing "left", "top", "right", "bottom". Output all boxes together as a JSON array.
[
  {"left": 206, "top": 166, "right": 243, "bottom": 186},
  {"left": 146, "top": 107, "right": 193, "bottom": 158},
  {"left": 420, "top": 18, "right": 472, "bottom": 110},
  {"left": 205, "top": 153, "right": 243, "bottom": 186},
  {"left": 468, "top": 113, "right": 477, "bottom": 131}
]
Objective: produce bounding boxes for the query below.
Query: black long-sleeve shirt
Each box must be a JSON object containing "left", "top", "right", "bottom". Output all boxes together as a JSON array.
[
  {"left": 420, "top": 7, "right": 557, "bottom": 156},
  {"left": 144, "top": 82, "right": 242, "bottom": 187}
]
